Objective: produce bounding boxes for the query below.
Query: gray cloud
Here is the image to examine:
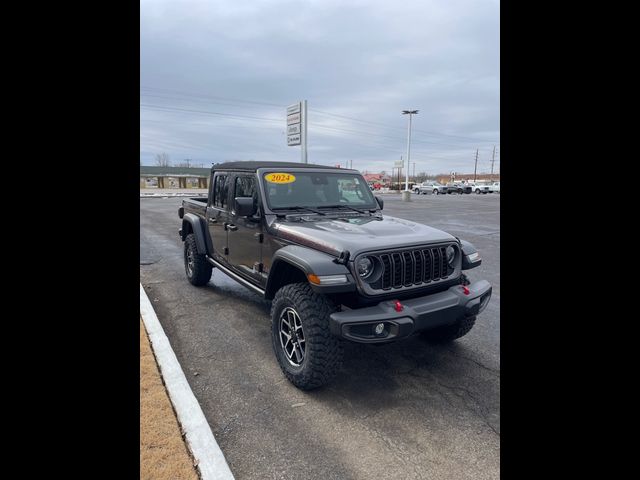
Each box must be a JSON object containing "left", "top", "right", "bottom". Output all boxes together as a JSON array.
[{"left": 141, "top": 0, "right": 499, "bottom": 175}]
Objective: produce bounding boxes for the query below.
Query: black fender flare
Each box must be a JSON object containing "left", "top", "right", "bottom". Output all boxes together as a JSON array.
[
  {"left": 265, "top": 245, "right": 355, "bottom": 299},
  {"left": 180, "top": 213, "right": 209, "bottom": 255}
]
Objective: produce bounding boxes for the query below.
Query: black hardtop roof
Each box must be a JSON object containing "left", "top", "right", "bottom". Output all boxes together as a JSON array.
[{"left": 211, "top": 161, "right": 354, "bottom": 172}]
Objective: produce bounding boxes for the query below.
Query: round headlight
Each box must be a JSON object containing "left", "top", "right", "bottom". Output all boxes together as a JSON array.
[
  {"left": 446, "top": 245, "right": 456, "bottom": 267},
  {"left": 357, "top": 257, "right": 374, "bottom": 278}
]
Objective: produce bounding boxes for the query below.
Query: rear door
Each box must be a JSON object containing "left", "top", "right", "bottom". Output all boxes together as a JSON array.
[{"left": 206, "top": 172, "right": 231, "bottom": 264}]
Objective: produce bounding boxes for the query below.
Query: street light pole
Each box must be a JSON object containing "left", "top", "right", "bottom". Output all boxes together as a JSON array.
[{"left": 402, "top": 110, "right": 418, "bottom": 201}]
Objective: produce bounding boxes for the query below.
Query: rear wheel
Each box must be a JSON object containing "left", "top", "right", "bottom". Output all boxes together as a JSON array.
[
  {"left": 271, "top": 283, "right": 343, "bottom": 390},
  {"left": 475, "top": 189, "right": 481, "bottom": 194},
  {"left": 433, "top": 189, "right": 439, "bottom": 195},
  {"left": 421, "top": 316, "right": 476, "bottom": 343},
  {"left": 184, "top": 234, "right": 213, "bottom": 286}
]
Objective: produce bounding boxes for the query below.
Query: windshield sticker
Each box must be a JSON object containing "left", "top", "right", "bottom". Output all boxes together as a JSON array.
[{"left": 265, "top": 173, "right": 296, "bottom": 184}]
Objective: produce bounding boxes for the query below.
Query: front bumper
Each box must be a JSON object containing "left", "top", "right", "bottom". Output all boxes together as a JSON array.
[{"left": 329, "top": 280, "right": 492, "bottom": 343}]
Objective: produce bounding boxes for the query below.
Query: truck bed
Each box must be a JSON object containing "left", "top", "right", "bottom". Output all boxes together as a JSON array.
[{"left": 182, "top": 197, "right": 207, "bottom": 216}]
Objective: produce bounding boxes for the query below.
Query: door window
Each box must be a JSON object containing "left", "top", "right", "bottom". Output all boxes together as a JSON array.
[
  {"left": 234, "top": 175, "right": 259, "bottom": 216},
  {"left": 213, "top": 174, "right": 228, "bottom": 208}
]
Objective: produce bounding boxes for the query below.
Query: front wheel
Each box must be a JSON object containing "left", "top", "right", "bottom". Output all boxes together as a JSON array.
[
  {"left": 433, "top": 189, "right": 439, "bottom": 195},
  {"left": 475, "top": 189, "right": 481, "bottom": 194},
  {"left": 421, "top": 316, "right": 476, "bottom": 343},
  {"left": 271, "top": 283, "right": 344, "bottom": 390},
  {"left": 184, "top": 234, "right": 213, "bottom": 286}
]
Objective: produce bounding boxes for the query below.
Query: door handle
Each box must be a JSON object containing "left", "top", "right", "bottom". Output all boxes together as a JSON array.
[{"left": 223, "top": 222, "right": 238, "bottom": 232}]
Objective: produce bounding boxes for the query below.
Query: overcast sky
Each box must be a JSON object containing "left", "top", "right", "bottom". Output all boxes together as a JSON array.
[{"left": 140, "top": 0, "right": 499, "bottom": 175}]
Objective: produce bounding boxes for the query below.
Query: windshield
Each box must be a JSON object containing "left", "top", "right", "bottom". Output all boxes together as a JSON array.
[{"left": 261, "top": 171, "right": 377, "bottom": 210}]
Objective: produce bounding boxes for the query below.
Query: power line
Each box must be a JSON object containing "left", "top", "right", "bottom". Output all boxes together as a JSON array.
[
  {"left": 140, "top": 86, "right": 498, "bottom": 144},
  {"left": 140, "top": 104, "right": 282, "bottom": 123},
  {"left": 141, "top": 103, "right": 474, "bottom": 155},
  {"left": 140, "top": 93, "right": 281, "bottom": 111},
  {"left": 310, "top": 108, "right": 498, "bottom": 143},
  {"left": 308, "top": 123, "right": 474, "bottom": 149},
  {"left": 140, "top": 86, "right": 285, "bottom": 108}
]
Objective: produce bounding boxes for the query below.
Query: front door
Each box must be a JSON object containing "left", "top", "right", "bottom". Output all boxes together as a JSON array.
[
  {"left": 206, "top": 172, "right": 231, "bottom": 264},
  {"left": 227, "top": 174, "right": 264, "bottom": 285}
]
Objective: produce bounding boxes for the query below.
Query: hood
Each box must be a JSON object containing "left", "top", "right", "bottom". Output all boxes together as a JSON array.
[{"left": 273, "top": 214, "right": 457, "bottom": 257}]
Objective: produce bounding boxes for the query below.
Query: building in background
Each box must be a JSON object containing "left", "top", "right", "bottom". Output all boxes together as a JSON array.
[
  {"left": 140, "top": 166, "right": 210, "bottom": 189},
  {"left": 362, "top": 173, "right": 392, "bottom": 187}
]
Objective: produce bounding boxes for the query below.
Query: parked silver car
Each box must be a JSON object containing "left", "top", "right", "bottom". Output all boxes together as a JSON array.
[{"left": 413, "top": 182, "right": 448, "bottom": 195}]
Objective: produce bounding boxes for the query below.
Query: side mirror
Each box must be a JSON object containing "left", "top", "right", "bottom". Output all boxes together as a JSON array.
[
  {"left": 234, "top": 197, "right": 257, "bottom": 217},
  {"left": 375, "top": 196, "right": 384, "bottom": 210}
]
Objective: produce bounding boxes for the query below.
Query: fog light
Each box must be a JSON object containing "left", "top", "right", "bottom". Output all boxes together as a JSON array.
[{"left": 374, "top": 323, "right": 385, "bottom": 335}]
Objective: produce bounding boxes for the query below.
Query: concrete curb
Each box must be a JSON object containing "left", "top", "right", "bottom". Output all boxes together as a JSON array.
[{"left": 140, "top": 283, "right": 235, "bottom": 480}]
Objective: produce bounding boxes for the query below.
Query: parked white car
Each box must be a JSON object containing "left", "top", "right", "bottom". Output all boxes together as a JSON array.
[
  {"left": 469, "top": 183, "right": 491, "bottom": 194},
  {"left": 488, "top": 182, "right": 500, "bottom": 193}
]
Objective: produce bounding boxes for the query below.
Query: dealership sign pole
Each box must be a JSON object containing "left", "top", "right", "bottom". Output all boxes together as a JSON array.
[{"left": 287, "top": 100, "right": 307, "bottom": 163}]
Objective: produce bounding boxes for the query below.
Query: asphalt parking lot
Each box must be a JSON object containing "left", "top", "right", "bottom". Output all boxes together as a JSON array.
[{"left": 140, "top": 192, "right": 500, "bottom": 480}]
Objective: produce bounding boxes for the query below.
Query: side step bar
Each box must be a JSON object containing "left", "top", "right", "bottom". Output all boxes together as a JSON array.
[{"left": 206, "top": 256, "right": 266, "bottom": 297}]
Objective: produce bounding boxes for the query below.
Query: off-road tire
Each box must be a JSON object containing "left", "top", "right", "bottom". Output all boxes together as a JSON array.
[
  {"left": 421, "top": 315, "right": 476, "bottom": 343},
  {"left": 271, "top": 283, "right": 343, "bottom": 390},
  {"left": 184, "top": 234, "right": 212, "bottom": 286}
]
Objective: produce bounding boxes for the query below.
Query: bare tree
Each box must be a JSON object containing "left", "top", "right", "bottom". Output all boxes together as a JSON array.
[
  {"left": 415, "top": 171, "right": 429, "bottom": 182},
  {"left": 176, "top": 158, "right": 193, "bottom": 168},
  {"left": 155, "top": 152, "right": 171, "bottom": 167}
]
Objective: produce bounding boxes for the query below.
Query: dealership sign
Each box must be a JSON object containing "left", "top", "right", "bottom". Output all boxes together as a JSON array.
[{"left": 286, "top": 102, "right": 303, "bottom": 146}]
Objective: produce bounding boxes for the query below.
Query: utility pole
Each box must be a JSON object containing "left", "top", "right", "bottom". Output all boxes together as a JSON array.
[
  {"left": 490, "top": 145, "right": 496, "bottom": 181},
  {"left": 402, "top": 110, "right": 418, "bottom": 201},
  {"left": 474, "top": 149, "right": 479, "bottom": 182},
  {"left": 301, "top": 100, "right": 308, "bottom": 163}
]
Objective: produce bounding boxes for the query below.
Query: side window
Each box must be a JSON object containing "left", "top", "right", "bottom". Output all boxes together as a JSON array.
[
  {"left": 235, "top": 175, "right": 255, "bottom": 198},
  {"left": 234, "top": 175, "right": 259, "bottom": 216},
  {"left": 213, "top": 174, "right": 228, "bottom": 208}
]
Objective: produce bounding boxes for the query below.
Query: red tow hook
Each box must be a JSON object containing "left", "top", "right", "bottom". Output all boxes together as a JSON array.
[
  {"left": 394, "top": 300, "right": 404, "bottom": 312},
  {"left": 462, "top": 285, "right": 470, "bottom": 295}
]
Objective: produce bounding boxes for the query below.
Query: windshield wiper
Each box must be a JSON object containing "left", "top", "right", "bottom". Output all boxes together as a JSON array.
[
  {"left": 319, "top": 204, "right": 368, "bottom": 214},
  {"left": 271, "top": 206, "right": 326, "bottom": 215}
]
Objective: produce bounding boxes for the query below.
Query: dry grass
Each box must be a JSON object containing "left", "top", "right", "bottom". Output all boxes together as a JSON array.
[{"left": 140, "top": 318, "right": 199, "bottom": 480}]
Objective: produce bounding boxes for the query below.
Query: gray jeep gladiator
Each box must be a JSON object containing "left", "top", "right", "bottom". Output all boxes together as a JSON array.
[{"left": 179, "top": 161, "right": 492, "bottom": 390}]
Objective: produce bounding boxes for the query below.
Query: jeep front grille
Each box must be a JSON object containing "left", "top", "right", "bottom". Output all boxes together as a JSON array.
[{"left": 368, "top": 245, "right": 454, "bottom": 291}]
